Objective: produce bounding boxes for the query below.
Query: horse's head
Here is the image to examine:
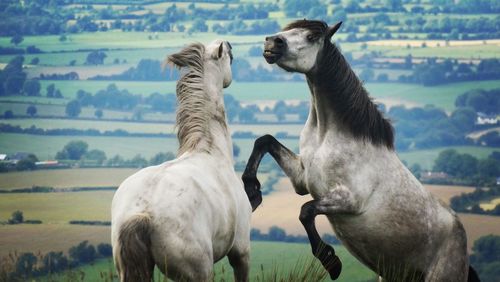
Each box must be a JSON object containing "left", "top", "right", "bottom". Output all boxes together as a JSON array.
[
  {"left": 263, "top": 20, "right": 342, "bottom": 73},
  {"left": 167, "top": 40, "right": 233, "bottom": 89},
  {"left": 206, "top": 39, "right": 233, "bottom": 88}
]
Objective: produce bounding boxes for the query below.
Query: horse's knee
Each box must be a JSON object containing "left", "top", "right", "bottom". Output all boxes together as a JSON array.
[
  {"left": 299, "top": 201, "right": 317, "bottom": 223},
  {"left": 254, "top": 134, "right": 276, "bottom": 150}
]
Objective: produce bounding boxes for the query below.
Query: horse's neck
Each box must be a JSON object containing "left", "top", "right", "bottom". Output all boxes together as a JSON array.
[
  {"left": 305, "top": 49, "right": 359, "bottom": 138},
  {"left": 203, "top": 70, "right": 233, "bottom": 162}
]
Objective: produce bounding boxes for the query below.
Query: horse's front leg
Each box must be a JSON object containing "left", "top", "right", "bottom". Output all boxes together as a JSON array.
[
  {"left": 300, "top": 187, "right": 361, "bottom": 280},
  {"left": 242, "top": 134, "right": 307, "bottom": 211}
]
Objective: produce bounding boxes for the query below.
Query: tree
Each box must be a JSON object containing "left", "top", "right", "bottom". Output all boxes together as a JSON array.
[
  {"left": 189, "top": 18, "right": 208, "bottom": 33},
  {"left": 4, "top": 110, "right": 14, "bottom": 118},
  {"left": 26, "top": 104, "right": 37, "bottom": 116},
  {"left": 46, "top": 83, "right": 55, "bottom": 97},
  {"left": 69, "top": 241, "right": 96, "bottom": 264},
  {"left": 149, "top": 152, "right": 175, "bottom": 166},
  {"left": 42, "top": 252, "right": 69, "bottom": 274},
  {"left": 359, "top": 69, "right": 375, "bottom": 82},
  {"left": 57, "top": 140, "right": 88, "bottom": 160},
  {"left": 16, "top": 154, "right": 37, "bottom": 171},
  {"left": 9, "top": 210, "right": 24, "bottom": 224},
  {"left": 30, "top": 57, "right": 39, "bottom": 65},
  {"left": 85, "top": 51, "right": 107, "bottom": 65},
  {"left": 10, "top": 34, "right": 24, "bottom": 46},
  {"left": 284, "top": 0, "right": 320, "bottom": 17},
  {"left": 15, "top": 252, "right": 37, "bottom": 278},
  {"left": 268, "top": 226, "right": 286, "bottom": 241},
  {"left": 238, "top": 107, "right": 256, "bottom": 123},
  {"left": 97, "top": 243, "right": 113, "bottom": 257},
  {"left": 23, "top": 79, "right": 41, "bottom": 96},
  {"left": 94, "top": 109, "right": 103, "bottom": 119},
  {"left": 84, "top": 149, "right": 107, "bottom": 165},
  {"left": 65, "top": 100, "right": 81, "bottom": 117},
  {"left": 233, "top": 143, "right": 240, "bottom": 158}
]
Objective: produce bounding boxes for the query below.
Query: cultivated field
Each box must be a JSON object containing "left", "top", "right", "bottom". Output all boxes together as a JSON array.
[
  {"left": 253, "top": 178, "right": 500, "bottom": 251},
  {"left": 1, "top": 169, "right": 497, "bottom": 257}
]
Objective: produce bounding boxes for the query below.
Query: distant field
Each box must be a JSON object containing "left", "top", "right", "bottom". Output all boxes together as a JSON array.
[
  {"left": 398, "top": 146, "right": 498, "bottom": 170},
  {"left": 0, "top": 132, "right": 178, "bottom": 160},
  {"left": 0, "top": 132, "right": 299, "bottom": 162},
  {"left": 0, "top": 224, "right": 110, "bottom": 258},
  {"left": 480, "top": 197, "right": 500, "bottom": 211},
  {"left": 0, "top": 168, "right": 137, "bottom": 190},
  {"left": 36, "top": 79, "right": 500, "bottom": 111},
  {"left": 0, "top": 191, "right": 113, "bottom": 224},
  {"left": 256, "top": 178, "right": 500, "bottom": 251},
  {"left": 3, "top": 118, "right": 304, "bottom": 136},
  {"left": 0, "top": 32, "right": 264, "bottom": 53}
]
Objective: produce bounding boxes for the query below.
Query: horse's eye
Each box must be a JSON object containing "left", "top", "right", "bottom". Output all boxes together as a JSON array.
[{"left": 307, "top": 34, "right": 315, "bottom": 42}]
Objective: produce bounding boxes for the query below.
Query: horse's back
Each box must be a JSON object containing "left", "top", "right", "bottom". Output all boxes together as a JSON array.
[{"left": 112, "top": 152, "right": 251, "bottom": 276}]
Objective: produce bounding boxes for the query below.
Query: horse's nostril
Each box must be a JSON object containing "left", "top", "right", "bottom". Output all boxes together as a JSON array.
[{"left": 275, "top": 37, "right": 284, "bottom": 46}]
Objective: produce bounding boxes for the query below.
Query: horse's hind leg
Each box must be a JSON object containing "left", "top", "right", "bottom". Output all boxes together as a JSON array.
[
  {"left": 299, "top": 200, "right": 342, "bottom": 280},
  {"left": 425, "top": 221, "right": 468, "bottom": 282},
  {"left": 228, "top": 246, "right": 250, "bottom": 282}
]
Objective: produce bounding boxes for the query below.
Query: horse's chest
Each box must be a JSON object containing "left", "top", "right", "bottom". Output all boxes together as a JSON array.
[{"left": 300, "top": 140, "right": 352, "bottom": 198}]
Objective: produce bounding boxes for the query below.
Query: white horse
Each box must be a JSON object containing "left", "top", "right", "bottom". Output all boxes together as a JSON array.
[
  {"left": 243, "top": 20, "right": 479, "bottom": 282},
  {"left": 112, "top": 40, "right": 252, "bottom": 282}
]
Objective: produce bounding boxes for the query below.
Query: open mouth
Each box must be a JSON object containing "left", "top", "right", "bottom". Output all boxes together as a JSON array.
[{"left": 263, "top": 49, "right": 282, "bottom": 64}]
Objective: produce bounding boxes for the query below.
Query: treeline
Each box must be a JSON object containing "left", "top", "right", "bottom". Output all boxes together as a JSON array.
[
  {"left": 398, "top": 58, "right": 500, "bottom": 86},
  {"left": 433, "top": 150, "right": 499, "bottom": 186},
  {"left": 90, "top": 57, "right": 289, "bottom": 82},
  {"left": 0, "top": 123, "right": 176, "bottom": 138},
  {"left": 450, "top": 185, "right": 500, "bottom": 216},
  {"left": 1, "top": 241, "right": 112, "bottom": 281},
  {"left": 470, "top": 235, "right": 500, "bottom": 282},
  {"left": 390, "top": 88, "right": 499, "bottom": 151},
  {"left": 250, "top": 226, "right": 340, "bottom": 245}
]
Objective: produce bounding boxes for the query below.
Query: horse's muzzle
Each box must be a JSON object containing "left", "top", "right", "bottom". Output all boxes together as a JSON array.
[{"left": 263, "top": 35, "right": 286, "bottom": 64}]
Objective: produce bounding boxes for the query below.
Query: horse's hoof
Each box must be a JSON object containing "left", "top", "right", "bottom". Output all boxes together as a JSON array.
[
  {"left": 317, "top": 244, "right": 342, "bottom": 280},
  {"left": 326, "top": 256, "right": 342, "bottom": 280}
]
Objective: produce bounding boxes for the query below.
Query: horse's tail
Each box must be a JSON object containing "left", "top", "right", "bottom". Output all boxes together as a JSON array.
[
  {"left": 467, "top": 265, "right": 480, "bottom": 282},
  {"left": 114, "top": 214, "right": 154, "bottom": 282}
]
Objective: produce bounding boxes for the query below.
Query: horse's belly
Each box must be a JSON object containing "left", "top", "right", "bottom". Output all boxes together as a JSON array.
[{"left": 329, "top": 212, "right": 432, "bottom": 271}]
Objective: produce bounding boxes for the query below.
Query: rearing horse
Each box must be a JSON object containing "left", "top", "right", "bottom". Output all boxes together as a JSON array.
[
  {"left": 243, "top": 20, "right": 479, "bottom": 282},
  {"left": 112, "top": 40, "right": 252, "bottom": 282}
]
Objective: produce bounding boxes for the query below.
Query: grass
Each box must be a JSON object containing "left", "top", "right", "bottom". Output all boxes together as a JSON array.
[
  {"left": 398, "top": 146, "right": 498, "bottom": 170},
  {"left": 37, "top": 242, "right": 376, "bottom": 282}
]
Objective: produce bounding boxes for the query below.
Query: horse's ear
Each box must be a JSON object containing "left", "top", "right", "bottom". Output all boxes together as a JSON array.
[
  {"left": 326, "top": 21, "right": 342, "bottom": 41},
  {"left": 213, "top": 42, "right": 224, "bottom": 60}
]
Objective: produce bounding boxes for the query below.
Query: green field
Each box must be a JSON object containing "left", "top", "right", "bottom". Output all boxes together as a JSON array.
[
  {"left": 31, "top": 79, "right": 500, "bottom": 112},
  {"left": 0, "top": 32, "right": 264, "bottom": 53},
  {"left": 3, "top": 118, "right": 303, "bottom": 136},
  {"left": 0, "top": 132, "right": 300, "bottom": 162},
  {"left": 398, "top": 146, "right": 499, "bottom": 170},
  {"left": 39, "top": 242, "right": 376, "bottom": 282}
]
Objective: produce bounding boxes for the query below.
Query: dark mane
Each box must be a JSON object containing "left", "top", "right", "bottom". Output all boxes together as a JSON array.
[
  {"left": 293, "top": 20, "right": 394, "bottom": 149},
  {"left": 284, "top": 19, "right": 328, "bottom": 39}
]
